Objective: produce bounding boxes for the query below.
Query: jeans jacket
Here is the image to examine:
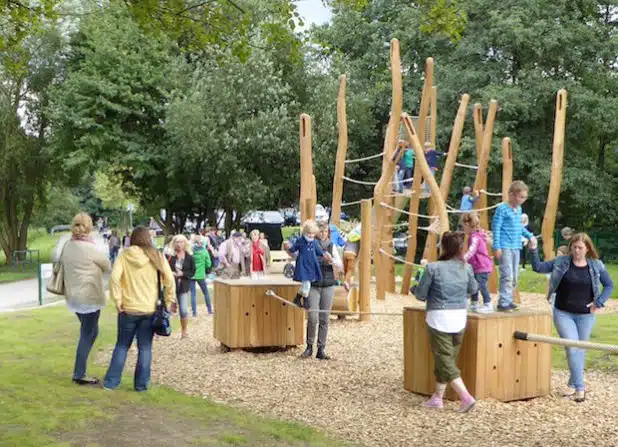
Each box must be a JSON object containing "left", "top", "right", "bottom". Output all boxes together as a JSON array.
[
  {"left": 529, "top": 249, "right": 614, "bottom": 307},
  {"left": 414, "top": 259, "right": 478, "bottom": 310}
]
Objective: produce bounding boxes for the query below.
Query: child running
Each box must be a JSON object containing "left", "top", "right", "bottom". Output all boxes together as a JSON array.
[
  {"left": 492, "top": 180, "right": 536, "bottom": 312},
  {"left": 461, "top": 213, "right": 494, "bottom": 313},
  {"left": 414, "top": 231, "right": 478, "bottom": 412},
  {"left": 285, "top": 220, "right": 332, "bottom": 307}
]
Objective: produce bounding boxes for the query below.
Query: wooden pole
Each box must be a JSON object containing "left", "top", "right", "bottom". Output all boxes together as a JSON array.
[
  {"left": 399, "top": 58, "right": 433, "bottom": 294},
  {"left": 430, "top": 86, "right": 437, "bottom": 148},
  {"left": 359, "top": 198, "right": 372, "bottom": 321},
  {"left": 542, "top": 89, "right": 567, "bottom": 261},
  {"left": 311, "top": 174, "right": 317, "bottom": 220},
  {"left": 502, "top": 137, "right": 513, "bottom": 200},
  {"left": 421, "top": 94, "right": 470, "bottom": 263},
  {"left": 299, "top": 114, "right": 313, "bottom": 223},
  {"left": 401, "top": 113, "right": 449, "bottom": 235},
  {"left": 417, "top": 59, "right": 434, "bottom": 147},
  {"left": 330, "top": 74, "right": 348, "bottom": 228},
  {"left": 372, "top": 39, "right": 403, "bottom": 300},
  {"left": 473, "top": 103, "right": 484, "bottom": 161}
]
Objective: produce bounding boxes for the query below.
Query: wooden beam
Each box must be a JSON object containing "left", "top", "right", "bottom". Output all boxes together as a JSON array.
[
  {"left": 299, "top": 114, "right": 313, "bottom": 223},
  {"left": 473, "top": 103, "right": 484, "bottom": 161},
  {"left": 542, "top": 89, "right": 567, "bottom": 261},
  {"left": 473, "top": 100, "right": 498, "bottom": 231},
  {"left": 330, "top": 74, "right": 348, "bottom": 228},
  {"left": 502, "top": 137, "right": 513, "bottom": 199},
  {"left": 359, "top": 198, "right": 372, "bottom": 321},
  {"left": 430, "top": 86, "right": 437, "bottom": 148}
]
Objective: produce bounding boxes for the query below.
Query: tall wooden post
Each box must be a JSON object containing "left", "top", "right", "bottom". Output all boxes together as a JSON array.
[
  {"left": 373, "top": 39, "right": 403, "bottom": 300},
  {"left": 430, "top": 86, "right": 437, "bottom": 148},
  {"left": 401, "top": 114, "right": 449, "bottom": 235},
  {"left": 299, "top": 114, "right": 314, "bottom": 223},
  {"left": 542, "top": 90, "right": 567, "bottom": 261},
  {"left": 311, "top": 174, "right": 317, "bottom": 219},
  {"left": 502, "top": 138, "right": 513, "bottom": 199},
  {"left": 330, "top": 74, "right": 348, "bottom": 228},
  {"left": 359, "top": 199, "right": 372, "bottom": 321},
  {"left": 421, "top": 94, "right": 470, "bottom": 264},
  {"left": 399, "top": 58, "right": 433, "bottom": 294},
  {"left": 473, "top": 103, "right": 484, "bottom": 161},
  {"left": 472, "top": 101, "right": 498, "bottom": 292}
]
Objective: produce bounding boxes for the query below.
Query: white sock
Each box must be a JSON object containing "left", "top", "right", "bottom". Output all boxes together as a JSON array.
[
  {"left": 450, "top": 377, "right": 473, "bottom": 401},
  {"left": 434, "top": 382, "right": 447, "bottom": 399}
]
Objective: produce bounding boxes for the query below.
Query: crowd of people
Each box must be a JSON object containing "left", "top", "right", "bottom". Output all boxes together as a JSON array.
[{"left": 55, "top": 181, "right": 614, "bottom": 410}]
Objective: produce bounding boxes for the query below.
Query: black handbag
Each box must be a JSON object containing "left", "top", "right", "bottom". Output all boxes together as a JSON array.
[{"left": 152, "top": 271, "right": 172, "bottom": 336}]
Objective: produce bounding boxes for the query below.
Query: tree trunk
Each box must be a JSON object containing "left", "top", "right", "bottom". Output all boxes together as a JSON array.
[
  {"left": 233, "top": 209, "right": 242, "bottom": 231},
  {"left": 164, "top": 209, "right": 173, "bottom": 239},
  {"left": 206, "top": 209, "right": 217, "bottom": 228},
  {"left": 224, "top": 207, "right": 233, "bottom": 237},
  {"left": 598, "top": 136, "right": 606, "bottom": 171}
]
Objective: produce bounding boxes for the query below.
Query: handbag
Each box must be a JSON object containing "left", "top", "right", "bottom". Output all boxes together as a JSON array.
[
  {"left": 152, "top": 271, "right": 172, "bottom": 337},
  {"left": 46, "top": 240, "right": 68, "bottom": 295}
]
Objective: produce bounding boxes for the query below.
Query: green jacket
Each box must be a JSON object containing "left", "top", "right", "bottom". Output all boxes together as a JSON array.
[{"left": 191, "top": 246, "right": 212, "bottom": 280}]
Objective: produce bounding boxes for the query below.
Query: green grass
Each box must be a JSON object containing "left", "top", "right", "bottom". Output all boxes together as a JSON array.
[
  {"left": 282, "top": 226, "right": 300, "bottom": 240},
  {"left": 0, "top": 229, "right": 66, "bottom": 284},
  {"left": 0, "top": 305, "right": 345, "bottom": 447}
]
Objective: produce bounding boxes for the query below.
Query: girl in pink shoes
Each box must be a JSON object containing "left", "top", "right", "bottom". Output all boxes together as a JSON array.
[
  {"left": 462, "top": 212, "right": 494, "bottom": 313},
  {"left": 414, "top": 231, "right": 478, "bottom": 412}
]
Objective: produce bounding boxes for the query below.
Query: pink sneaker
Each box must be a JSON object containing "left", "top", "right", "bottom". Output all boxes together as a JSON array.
[
  {"left": 458, "top": 397, "right": 476, "bottom": 413},
  {"left": 421, "top": 396, "right": 444, "bottom": 409}
]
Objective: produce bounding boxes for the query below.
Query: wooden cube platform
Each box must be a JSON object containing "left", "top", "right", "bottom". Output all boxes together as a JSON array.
[
  {"left": 403, "top": 305, "right": 552, "bottom": 402},
  {"left": 214, "top": 277, "right": 304, "bottom": 349}
]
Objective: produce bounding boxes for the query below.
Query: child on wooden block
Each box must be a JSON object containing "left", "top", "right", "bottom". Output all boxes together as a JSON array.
[
  {"left": 285, "top": 220, "right": 333, "bottom": 308},
  {"left": 462, "top": 212, "right": 494, "bottom": 313},
  {"left": 492, "top": 181, "right": 536, "bottom": 312},
  {"left": 414, "top": 231, "right": 478, "bottom": 412}
]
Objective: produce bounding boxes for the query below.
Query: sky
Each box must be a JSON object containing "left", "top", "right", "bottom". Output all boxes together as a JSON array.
[{"left": 295, "top": 0, "right": 333, "bottom": 30}]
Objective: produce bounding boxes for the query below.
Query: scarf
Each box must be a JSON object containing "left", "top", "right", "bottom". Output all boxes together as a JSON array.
[{"left": 72, "top": 234, "right": 95, "bottom": 244}]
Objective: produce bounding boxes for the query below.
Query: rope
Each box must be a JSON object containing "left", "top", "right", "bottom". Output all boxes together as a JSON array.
[
  {"left": 378, "top": 248, "right": 424, "bottom": 267},
  {"left": 345, "top": 152, "right": 385, "bottom": 164},
  {"left": 446, "top": 202, "right": 503, "bottom": 214},
  {"left": 380, "top": 202, "right": 437, "bottom": 219},
  {"left": 341, "top": 200, "right": 364, "bottom": 207},
  {"left": 515, "top": 331, "right": 618, "bottom": 353},
  {"left": 481, "top": 189, "right": 503, "bottom": 197},
  {"left": 264, "top": 290, "right": 403, "bottom": 317},
  {"left": 343, "top": 176, "right": 378, "bottom": 186},
  {"left": 454, "top": 162, "right": 478, "bottom": 170}
]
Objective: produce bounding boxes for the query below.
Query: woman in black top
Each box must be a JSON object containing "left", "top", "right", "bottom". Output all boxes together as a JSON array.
[
  {"left": 529, "top": 234, "right": 613, "bottom": 402},
  {"left": 168, "top": 235, "right": 196, "bottom": 338}
]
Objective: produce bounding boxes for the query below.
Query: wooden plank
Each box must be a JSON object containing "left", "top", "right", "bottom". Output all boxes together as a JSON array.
[
  {"left": 359, "top": 199, "right": 372, "bottom": 320},
  {"left": 330, "top": 74, "right": 348, "bottom": 228}
]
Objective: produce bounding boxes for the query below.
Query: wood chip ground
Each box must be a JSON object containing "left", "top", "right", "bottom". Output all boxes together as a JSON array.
[{"left": 97, "top": 289, "right": 618, "bottom": 447}]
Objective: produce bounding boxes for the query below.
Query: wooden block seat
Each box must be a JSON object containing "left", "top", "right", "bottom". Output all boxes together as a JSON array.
[
  {"left": 214, "top": 277, "right": 304, "bottom": 350},
  {"left": 403, "top": 305, "right": 552, "bottom": 402}
]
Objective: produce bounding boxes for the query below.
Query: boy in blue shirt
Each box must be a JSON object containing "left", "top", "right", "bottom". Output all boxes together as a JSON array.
[
  {"left": 422, "top": 142, "right": 445, "bottom": 195},
  {"left": 459, "top": 186, "right": 479, "bottom": 211},
  {"left": 492, "top": 181, "right": 536, "bottom": 311}
]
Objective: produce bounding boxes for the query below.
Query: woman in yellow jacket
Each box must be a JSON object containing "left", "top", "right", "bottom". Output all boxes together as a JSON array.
[{"left": 104, "top": 226, "right": 176, "bottom": 392}]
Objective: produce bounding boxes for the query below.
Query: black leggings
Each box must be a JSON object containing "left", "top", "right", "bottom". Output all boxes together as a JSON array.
[{"left": 521, "top": 248, "right": 527, "bottom": 268}]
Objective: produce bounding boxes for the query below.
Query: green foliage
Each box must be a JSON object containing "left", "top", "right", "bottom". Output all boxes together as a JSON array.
[{"left": 30, "top": 187, "right": 81, "bottom": 230}]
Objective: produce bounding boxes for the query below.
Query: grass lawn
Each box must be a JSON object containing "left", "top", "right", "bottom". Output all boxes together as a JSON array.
[
  {"left": 0, "top": 229, "right": 66, "bottom": 284},
  {"left": 0, "top": 305, "right": 345, "bottom": 447}
]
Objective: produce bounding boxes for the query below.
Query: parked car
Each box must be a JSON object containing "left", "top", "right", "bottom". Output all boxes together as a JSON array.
[
  {"left": 241, "top": 210, "right": 284, "bottom": 225},
  {"left": 315, "top": 204, "right": 328, "bottom": 223},
  {"left": 392, "top": 232, "right": 408, "bottom": 257},
  {"left": 282, "top": 208, "right": 300, "bottom": 227}
]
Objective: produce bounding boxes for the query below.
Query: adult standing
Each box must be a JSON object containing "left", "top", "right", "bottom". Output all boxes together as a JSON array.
[
  {"left": 249, "top": 229, "right": 269, "bottom": 279},
  {"left": 58, "top": 213, "right": 111, "bottom": 386},
  {"left": 108, "top": 230, "right": 120, "bottom": 264},
  {"left": 529, "top": 234, "right": 613, "bottom": 402},
  {"left": 169, "top": 235, "right": 196, "bottom": 338},
  {"left": 104, "top": 226, "right": 176, "bottom": 392},
  {"left": 190, "top": 235, "right": 213, "bottom": 316},
  {"left": 217, "top": 232, "right": 247, "bottom": 279},
  {"left": 300, "top": 222, "right": 343, "bottom": 360}
]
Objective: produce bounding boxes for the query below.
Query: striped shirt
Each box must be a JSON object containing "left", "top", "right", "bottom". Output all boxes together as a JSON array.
[{"left": 491, "top": 203, "right": 534, "bottom": 249}]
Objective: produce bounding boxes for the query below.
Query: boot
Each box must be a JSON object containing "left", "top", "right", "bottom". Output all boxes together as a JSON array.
[
  {"left": 316, "top": 347, "right": 330, "bottom": 360},
  {"left": 300, "top": 345, "right": 313, "bottom": 358},
  {"left": 292, "top": 293, "right": 304, "bottom": 308}
]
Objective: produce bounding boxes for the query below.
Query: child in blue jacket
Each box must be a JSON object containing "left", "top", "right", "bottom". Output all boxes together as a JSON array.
[{"left": 285, "top": 219, "right": 332, "bottom": 307}]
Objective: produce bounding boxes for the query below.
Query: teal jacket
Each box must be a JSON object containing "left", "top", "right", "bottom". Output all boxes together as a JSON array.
[{"left": 192, "top": 246, "right": 212, "bottom": 280}]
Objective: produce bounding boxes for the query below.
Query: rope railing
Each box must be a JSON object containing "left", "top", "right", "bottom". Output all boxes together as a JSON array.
[
  {"left": 380, "top": 202, "right": 437, "bottom": 219},
  {"left": 345, "top": 151, "right": 385, "bottom": 164},
  {"left": 343, "top": 176, "right": 379, "bottom": 186},
  {"left": 378, "top": 248, "right": 424, "bottom": 267},
  {"left": 446, "top": 202, "right": 503, "bottom": 214},
  {"left": 341, "top": 200, "right": 365, "bottom": 207},
  {"left": 480, "top": 189, "right": 503, "bottom": 197},
  {"left": 264, "top": 290, "right": 403, "bottom": 317},
  {"left": 454, "top": 162, "right": 478, "bottom": 170}
]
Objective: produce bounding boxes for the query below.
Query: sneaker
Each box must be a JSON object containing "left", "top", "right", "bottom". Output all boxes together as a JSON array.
[
  {"left": 477, "top": 303, "right": 494, "bottom": 314},
  {"left": 469, "top": 302, "right": 479, "bottom": 312},
  {"left": 508, "top": 303, "right": 520, "bottom": 311},
  {"left": 457, "top": 397, "right": 476, "bottom": 413},
  {"left": 496, "top": 305, "right": 513, "bottom": 312},
  {"left": 421, "top": 395, "right": 444, "bottom": 409},
  {"left": 574, "top": 390, "right": 586, "bottom": 403},
  {"left": 560, "top": 386, "right": 576, "bottom": 398},
  {"left": 316, "top": 347, "right": 330, "bottom": 360},
  {"left": 300, "top": 345, "right": 313, "bottom": 358}
]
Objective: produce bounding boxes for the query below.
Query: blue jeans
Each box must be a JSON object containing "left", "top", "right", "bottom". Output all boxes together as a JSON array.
[
  {"left": 104, "top": 313, "right": 155, "bottom": 391},
  {"left": 498, "top": 248, "right": 520, "bottom": 308},
  {"left": 73, "top": 311, "right": 100, "bottom": 380},
  {"left": 471, "top": 273, "right": 491, "bottom": 304},
  {"left": 553, "top": 308, "right": 596, "bottom": 391},
  {"left": 109, "top": 246, "right": 119, "bottom": 264},
  {"left": 189, "top": 279, "right": 212, "bottom": 315},
  {"left": 177, "top": 292, "right": 189, "bottom": 319}
]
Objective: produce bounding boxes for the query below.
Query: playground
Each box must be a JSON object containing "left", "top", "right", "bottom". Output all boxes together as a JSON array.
[{"left": 93, "top": 288, "right": 618, "bottom": 447}]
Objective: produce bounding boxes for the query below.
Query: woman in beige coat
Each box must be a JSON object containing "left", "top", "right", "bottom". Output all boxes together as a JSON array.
[{"left": 58, "top": 213, "right": 111, "bottom": 385}]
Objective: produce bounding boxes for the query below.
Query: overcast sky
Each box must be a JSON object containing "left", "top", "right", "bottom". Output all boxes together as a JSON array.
[{"left": 295, "top": 0, "right": 332, "bottom": 29}]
